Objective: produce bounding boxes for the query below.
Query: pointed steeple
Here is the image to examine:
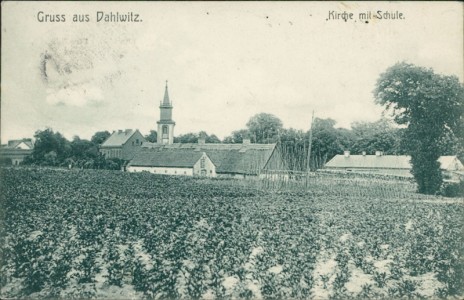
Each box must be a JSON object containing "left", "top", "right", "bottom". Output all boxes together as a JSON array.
[
  {"left": 162, "top": 80, "right": 170, "bottom": 105},
  {"left": 157, "top": 81, "right": 175, "bottom": 144}
]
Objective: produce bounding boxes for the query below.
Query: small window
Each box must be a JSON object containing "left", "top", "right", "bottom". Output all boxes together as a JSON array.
[
  {"left": 200, "top": 158, "right": 205, "bottom": 168},
  {"left": 184, "top": 171, "right": 186, "bottom": 175},
  {"left": 175, "top": 170, "right": 177, "bottom": 174},
  {"left": 136, "top": 139, "right": 139, "bottom": 145},
  {"left": 165, "top": 170, "right": 167, "bottom": 173},
  {"left": 132, "top": 141, "right": 135, "bottom": 146},
  {"left": 210, "top": 170, "right": 212, "bottom": 174}
]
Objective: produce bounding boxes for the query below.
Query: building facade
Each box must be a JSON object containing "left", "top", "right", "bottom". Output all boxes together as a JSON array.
[
  {"left": 324, "top": 151, "right": 464, "bottom": 180},
  {"left": 127, "top": 150, "right": 216, "bottom": 177},
  {"left": 0, "top": 139, "right": 34, "bottom": 165},
  {"left": 100, "top": 129, "right": 146, "bottom": 160},
  {"left": 132, "top": 137, "right": 286, "bottom": 178}
]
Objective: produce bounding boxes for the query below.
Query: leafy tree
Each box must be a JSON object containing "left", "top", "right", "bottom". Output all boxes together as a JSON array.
[
  {"left": 145, "top": 130, "right": 158, "bottom": 143},
  {"left": 223, "top": 129, "right": 250, "bottom": 144},
  {"left": 174, "top": 132, "right": 221, "bottom": 143},
  {"left": 374, "top": 62, "right": 464, "bottom": 194},
  {"left": 90, "top": 131, "right": 111, "bottom": 145},
  {"left": 350, "top": 119, "right": 405, "bottom": 155},
  {"left": 31, "top": 128, "right": 71, "bottom": 165},
  {"left": 310, "top": 118, "right": 354, "bottom": 170},
  {"left": 70, "top": 136, "right": 98, "bottom": 159},
  {"left": 246, "top": 113, "right": 283, "bottom": 144},
  {"left": 174, "top": 133, "right": 199, "bottom": 143}
]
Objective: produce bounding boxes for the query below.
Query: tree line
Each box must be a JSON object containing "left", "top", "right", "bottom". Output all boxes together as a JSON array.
[{"left": 6, "top": 63, "right": 464, "bottom": 194}]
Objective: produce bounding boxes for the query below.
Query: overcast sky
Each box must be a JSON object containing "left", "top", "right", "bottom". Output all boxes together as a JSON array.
[{"left": 1, "top": 1, "right": 463, "bottom": 142}]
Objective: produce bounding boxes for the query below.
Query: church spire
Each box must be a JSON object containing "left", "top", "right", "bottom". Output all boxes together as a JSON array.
[
  {"left": 162, "top": 80, "right": 170, "bottom": 105},
  {"left": 157, "top": 81, "right": 175, "bottom": 144}
]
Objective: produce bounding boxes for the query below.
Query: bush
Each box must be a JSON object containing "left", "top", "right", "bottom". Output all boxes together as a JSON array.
[
  {"left": 0, "top": 157, "right": 13, "bottom": 166},
  {"left": 441, "top": 180, "right": 464, "bottom": 198}
]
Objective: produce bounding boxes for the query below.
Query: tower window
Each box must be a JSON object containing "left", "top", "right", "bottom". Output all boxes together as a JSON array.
[{"left": 162, "top": 125, "right": 168, "bottom": 134}]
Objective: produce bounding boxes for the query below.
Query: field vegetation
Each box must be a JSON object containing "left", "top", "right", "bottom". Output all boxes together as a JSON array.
[{"left": 1, "top": 167, "right": 463, "bottom": 299}]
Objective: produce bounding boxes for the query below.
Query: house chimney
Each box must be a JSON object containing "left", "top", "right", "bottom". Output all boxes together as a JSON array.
[
  {"left": 344, "top": 151, "right": 350, "bottom": 158},
  {"left": 375, "top": 151, "right": 382, "bottom": 157},
  {"left": 198, "top": 132, "right": 206, "bottom": 145},
  {"left": 362, "top": 151, "right": 366, "bottom": 156},
  {"left": 118, "top": 129, "right": 123, "bottom": 134}
]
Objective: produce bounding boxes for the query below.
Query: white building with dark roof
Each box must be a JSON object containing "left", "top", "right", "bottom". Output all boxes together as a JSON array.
[
  {"left": 128, "top": 150, "right": 215, "bottom": 177},
  {"left": 129, "top": 138, "right": 285, "bottom": 178},
  {"left": 324, "top": 151, "right": 464, "bottom": 179}
]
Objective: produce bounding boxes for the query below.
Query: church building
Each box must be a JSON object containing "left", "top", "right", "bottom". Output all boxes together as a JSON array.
[{"left": 127, "top": 82, "right": 287, "bottom": 178}]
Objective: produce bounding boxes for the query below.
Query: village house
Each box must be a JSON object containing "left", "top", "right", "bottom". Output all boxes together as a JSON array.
[
  {"left": 324, "top": 151, "right": 464, "bottom": 180},
  {"left": 99, "top": 129, "right": 146, "bottom": 160},
  {"left": 129, "top": 137, "right": 285, "bottom": 178},
  {"left": 126, "top": 82, "right": 287, "bottom": 178},
  {"left": 0, "top": 139, "right": 34, "bottom": 165},
  {"left": 127, "top": 150, "right": 215, "bottom": 177}
]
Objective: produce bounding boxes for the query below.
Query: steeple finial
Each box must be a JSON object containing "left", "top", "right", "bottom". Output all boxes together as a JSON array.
[{"left": 163, "top": 80, "right": 170, "bottom": 105}]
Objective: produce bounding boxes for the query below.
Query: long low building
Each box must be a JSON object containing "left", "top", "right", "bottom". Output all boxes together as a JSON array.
[
  {"left": 127, "top": 150, "right": 216, "bottom": 177},
  {"left": 127, "top": 138, "right": 287, "bottom": 178},
  {"left": 324, "top": 151, "right": 464, "bottom": 179}
]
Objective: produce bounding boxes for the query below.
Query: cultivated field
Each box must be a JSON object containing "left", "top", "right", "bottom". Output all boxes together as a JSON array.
[{"left": 1, "top": 167, "right": 463, "bottom": 299}]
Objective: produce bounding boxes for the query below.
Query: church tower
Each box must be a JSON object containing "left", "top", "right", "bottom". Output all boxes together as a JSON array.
[{"left": 157, "top": 81, "right": 175, "bottom": 144}]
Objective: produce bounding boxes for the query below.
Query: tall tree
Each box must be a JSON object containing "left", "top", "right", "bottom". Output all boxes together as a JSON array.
[
  {"left": 31, "top": 128, "right": 71, "bottom": 165},
  {"left": 350, "top": 119, "right": 404, "bottom": 155},
  {"left": 246, "top": 113, "right": 283, "bottom": 144},
  {"left": 70, "top": 136, "right": 98, "bottom": 159},
  {"left": 374, "top": 62, "right": 464, "bottom": 194},
  {"left": 310, "top": 118, "right": 354, "bottom": 170}
]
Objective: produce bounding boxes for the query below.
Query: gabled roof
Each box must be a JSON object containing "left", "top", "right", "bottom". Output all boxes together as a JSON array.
[
  {"left": 129, "top": 148, "right": 206, "bottom": 168},
  {"left": 438, "top": 156, "right": 463, "bottom": 170},
  {"left": 101, "top": 129, "right": 141, "bottom": 147},
  {"left": 5, "top": 139, "right": 33, "bottom": 149},
  {"left": 139, "top": 142, "right": 276, "bottom": 175},
  {"left": 325, "top": 155, "right": 463, "bottom": 170}
]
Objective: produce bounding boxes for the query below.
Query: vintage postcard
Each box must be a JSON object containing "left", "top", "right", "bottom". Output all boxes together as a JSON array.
[{"left": 1, "top": 1, "right": 463, "bottom": 299}]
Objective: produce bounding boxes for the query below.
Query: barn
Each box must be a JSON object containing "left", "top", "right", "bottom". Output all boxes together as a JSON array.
[
  {"left": 324, "top": 151, "right": 464, "bottom": 180},
  {"left": 128, "top": 138, "right": 287, "bottom": 178},
  {"left": 127, "top": 150, "right": 215, "bottom": 177}
]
